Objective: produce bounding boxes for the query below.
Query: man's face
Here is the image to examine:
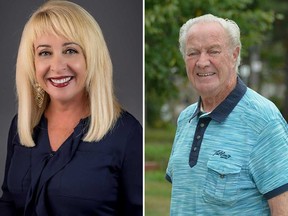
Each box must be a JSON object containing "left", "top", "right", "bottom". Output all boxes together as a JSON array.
[{"left": 184, "top": 22, "right": 239, "bottom": 98}]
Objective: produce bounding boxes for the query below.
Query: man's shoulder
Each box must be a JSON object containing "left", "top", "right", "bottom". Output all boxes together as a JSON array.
[
  {"left": 242, "top": 88, "right": 281, "bottom": 116},
  {"left": 178, "top": 103, "right": 198, "bottom": 122},
  {"left": 239, "top": 88, "right": 286, "bottom": 129}
]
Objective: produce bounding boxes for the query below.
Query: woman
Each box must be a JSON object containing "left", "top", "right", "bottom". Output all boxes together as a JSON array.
[{"left": 0, "top": 1, "right": 143, "bottom": 215}]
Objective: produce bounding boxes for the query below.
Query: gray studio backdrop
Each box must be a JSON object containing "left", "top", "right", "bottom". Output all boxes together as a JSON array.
[{"left": 0, "top": 0, "right": 143, "bottom": 196}]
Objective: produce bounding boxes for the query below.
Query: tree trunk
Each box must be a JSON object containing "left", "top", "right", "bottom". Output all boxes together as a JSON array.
[{"left": 283, "top": 51, "right": 288, "bottom": 121}]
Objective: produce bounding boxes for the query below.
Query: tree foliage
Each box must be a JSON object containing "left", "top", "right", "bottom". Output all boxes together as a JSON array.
[{"left": 145, "top": 0, "right": 277, "bottom": 126}]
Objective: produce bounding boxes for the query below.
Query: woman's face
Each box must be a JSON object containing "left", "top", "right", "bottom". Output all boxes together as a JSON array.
[{"left": 34, "top": 33, "right": 87, "bottom": 104}]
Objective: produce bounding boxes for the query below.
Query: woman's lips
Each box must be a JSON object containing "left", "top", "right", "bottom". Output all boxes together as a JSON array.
[{"left": 49, "top": 76, "right": 73, "bottom": 88}]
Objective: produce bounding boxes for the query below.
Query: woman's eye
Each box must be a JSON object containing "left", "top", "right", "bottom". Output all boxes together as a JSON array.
[
  {"left": 38, "top": 51, "right": 51, "bottom": 56},
  {"left": 65, "top": 49, "right": 78, "bottom": 54}
]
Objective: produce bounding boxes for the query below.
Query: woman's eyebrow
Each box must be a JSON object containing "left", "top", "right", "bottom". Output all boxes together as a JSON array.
[
  {"left": 35, "top": 44, "right": 51, "bottom": 49},
  {"left": 36, "top": 42, "right": 81, "bottom": 49},
  {"left": 63, "top": 42, "right": 81, "bottom": 47}
]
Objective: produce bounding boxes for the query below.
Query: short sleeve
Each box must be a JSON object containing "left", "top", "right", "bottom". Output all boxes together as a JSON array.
[
  {"left": 165, "top": 114, "right": 185, "bottom": 184},
  {"left": 166, "top": 134, "right": 177, "bottom": 183},
  {"left": 249, "top": 118, "right": 288, "bottom": 199}
]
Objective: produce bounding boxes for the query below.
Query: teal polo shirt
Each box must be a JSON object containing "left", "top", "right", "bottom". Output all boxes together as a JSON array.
[{"left": 166, "top": 78, "right": 288, "bottom": 215}]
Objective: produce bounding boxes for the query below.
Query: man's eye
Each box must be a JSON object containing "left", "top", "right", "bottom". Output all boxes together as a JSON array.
[
  {"left": 187, "top": 52, "right": 198, "bottom": 56},
  {"left": 209, "top": 50, "right": 220, "bottom": 55}
]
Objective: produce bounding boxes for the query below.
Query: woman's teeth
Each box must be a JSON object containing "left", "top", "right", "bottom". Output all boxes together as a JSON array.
[
  {"left": 49, "top": 76, "right": 73, "bottom": 87},
  {"left": 50, "top": 77, "right": 72, "bottom": 84}
]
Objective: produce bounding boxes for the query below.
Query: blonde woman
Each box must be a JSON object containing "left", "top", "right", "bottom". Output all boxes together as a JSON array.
[{"left": 0, "top": 1, "right": 142, "bottom": 215}]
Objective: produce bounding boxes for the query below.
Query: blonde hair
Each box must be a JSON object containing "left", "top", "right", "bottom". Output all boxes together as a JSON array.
[{"left": 16, "top": 0, "right": 121, "bottom": 147}]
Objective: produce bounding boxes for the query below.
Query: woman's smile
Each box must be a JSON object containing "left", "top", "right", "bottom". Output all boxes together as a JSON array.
[{"left": 49, "top": 76, "right": 74, "bottom": 88}]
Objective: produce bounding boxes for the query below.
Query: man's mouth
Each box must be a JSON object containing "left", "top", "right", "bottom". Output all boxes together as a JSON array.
[
  {"left": 197, "top": 72, "right": 216, "bottom": 77},
  {"left": 49, "top": 76, "right": 73, "bottom": 87}
]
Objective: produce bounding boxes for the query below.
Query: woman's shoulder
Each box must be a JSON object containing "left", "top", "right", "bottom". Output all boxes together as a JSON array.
[
  {"left": 9, "top": 114, "right": 18, "bottom": 133},
  {"left": 7, "top": 114, "right": 20, "bottom": 145},
  {"left": 116, "top": 110, "right": 142, "bottom": 128},
  {"left": 107, "top": 110, "right": 142, "bottom": 138}
]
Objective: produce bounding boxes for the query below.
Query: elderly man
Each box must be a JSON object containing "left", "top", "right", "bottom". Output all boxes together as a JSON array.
[{"left": 166, "top": 14, "right": 288, "bottom": 215}]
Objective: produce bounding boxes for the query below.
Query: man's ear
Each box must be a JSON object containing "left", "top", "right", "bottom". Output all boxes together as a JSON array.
[{"left": 233, "top": 46, "right": 240, "bottom": 62}]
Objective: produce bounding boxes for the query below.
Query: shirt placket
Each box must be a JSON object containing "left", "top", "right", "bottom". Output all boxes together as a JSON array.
[{"left": 189, "top": 117, "right": 211, "bottom": 167}]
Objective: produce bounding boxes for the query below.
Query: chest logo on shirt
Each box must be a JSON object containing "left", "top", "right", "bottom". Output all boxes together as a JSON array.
[{"left": 213, "top": 150, "right": 231, "bottom": 159}]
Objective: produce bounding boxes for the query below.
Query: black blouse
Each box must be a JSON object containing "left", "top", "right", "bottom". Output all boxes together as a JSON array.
[{"left": 0, "top": 111, "right": 143, "bottom": 216}]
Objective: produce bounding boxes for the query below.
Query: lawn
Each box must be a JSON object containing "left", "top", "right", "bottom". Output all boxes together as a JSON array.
[
  {"left": 145, "top": 170, "right": 171, "bottom": 216},
  {"left": 145, "top": 126, "right": 175, "bottom": 216}
]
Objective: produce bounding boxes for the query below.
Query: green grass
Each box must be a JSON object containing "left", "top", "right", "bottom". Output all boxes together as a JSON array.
[
  {"left": 145, "top": 144, "right": 172, "bottom": 169},
  {"left": 145, "top": 170, "right": 171, "bottom": 216},
  {"left": 145, "top": 126, "right": 176, "bottom": 144},
  {"left": 145, "top": 126, "right": 175, "bottom": 216}
]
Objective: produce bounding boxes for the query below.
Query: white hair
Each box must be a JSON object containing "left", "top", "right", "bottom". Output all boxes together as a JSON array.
[{"left": 179, "top": 14, "right": 241, "bottom": 68}]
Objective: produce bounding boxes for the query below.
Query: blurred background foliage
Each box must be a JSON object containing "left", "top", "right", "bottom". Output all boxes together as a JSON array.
[
  {"left": 145, "top": 0, "right": 288, "bottom": 127},
  {"left": 145, "top": 1, "right": 288, "bottom": 215}
]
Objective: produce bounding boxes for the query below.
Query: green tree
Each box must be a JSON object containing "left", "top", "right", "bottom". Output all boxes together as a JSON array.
[
  {"left": 261, "top": 0, "right": 288, "bottom": 120},
  {"left": 145, "top": 0, "right": 276, "bottom": 126}
]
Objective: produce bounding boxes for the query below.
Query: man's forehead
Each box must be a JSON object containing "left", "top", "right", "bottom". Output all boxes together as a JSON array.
[{"left": 187, "top": 21, "right": 226, "bottom": 36}]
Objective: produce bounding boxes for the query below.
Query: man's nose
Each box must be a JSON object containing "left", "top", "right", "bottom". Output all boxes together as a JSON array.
[{"left": 196, "top": 53, "right": 210, "bottom": 69}]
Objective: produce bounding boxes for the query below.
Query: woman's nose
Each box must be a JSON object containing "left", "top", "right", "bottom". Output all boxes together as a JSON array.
[{"left": 50, "top": 54, "right": 67, "bottom": 73}]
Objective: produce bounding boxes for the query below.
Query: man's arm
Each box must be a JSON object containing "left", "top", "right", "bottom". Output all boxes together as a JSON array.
[{"left": 268, "top": 191, "right": 288, "bottom": 216}]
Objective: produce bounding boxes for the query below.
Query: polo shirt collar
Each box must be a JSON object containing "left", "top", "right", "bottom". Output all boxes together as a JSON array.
[{"left": 190, "top": 77, "right": 247, "bottom": 122}]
